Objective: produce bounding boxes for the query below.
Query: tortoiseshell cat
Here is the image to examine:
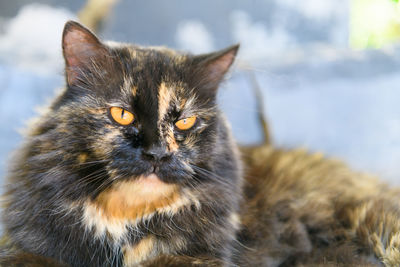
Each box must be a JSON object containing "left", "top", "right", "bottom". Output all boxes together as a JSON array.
[{"left": 1, "top": 21, "right": 400, "bottom": 267}]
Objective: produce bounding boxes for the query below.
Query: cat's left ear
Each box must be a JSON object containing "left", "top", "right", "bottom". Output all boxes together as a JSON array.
[{"left": 192, "top": 44, "right": 239, "bottom": 94}]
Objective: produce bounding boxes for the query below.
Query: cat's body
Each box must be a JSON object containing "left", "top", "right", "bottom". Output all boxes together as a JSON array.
[
  {"left": 1, "top": 21, "right": 399, "bottom": 267},
  {"left": 237, "top": 145, "right": 400, "bottom": 266}
]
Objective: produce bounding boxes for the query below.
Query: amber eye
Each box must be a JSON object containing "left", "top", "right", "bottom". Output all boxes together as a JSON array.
[
  {"left": 110, "top": 107, "right": 135, "bottom": 125},
  {"left": 175, "top": 116, "right": 197, "bottom": 130}
]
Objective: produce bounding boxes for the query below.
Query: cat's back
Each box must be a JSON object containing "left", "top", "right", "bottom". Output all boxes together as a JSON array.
[{"left": 236, "top": 145, "right": 400, "bottom": 266}]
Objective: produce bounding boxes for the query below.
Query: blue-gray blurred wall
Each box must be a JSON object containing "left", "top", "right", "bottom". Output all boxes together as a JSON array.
[{"left": 0, "top": 0, "right": 399, "bottom": 186}]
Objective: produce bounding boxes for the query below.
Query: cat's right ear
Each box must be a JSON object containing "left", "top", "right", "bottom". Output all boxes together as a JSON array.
[{"left": 62, "top": 21, "right": 110, "bottom": 85}]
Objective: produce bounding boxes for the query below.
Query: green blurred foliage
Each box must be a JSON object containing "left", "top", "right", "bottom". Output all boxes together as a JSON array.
[{"left": 351, "top": 0, "right": 400, "bottom": 48}]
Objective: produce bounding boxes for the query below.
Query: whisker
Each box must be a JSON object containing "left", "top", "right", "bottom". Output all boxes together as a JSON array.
[{"left": 189, "top": 164, "right": 237, "bottom": 188}]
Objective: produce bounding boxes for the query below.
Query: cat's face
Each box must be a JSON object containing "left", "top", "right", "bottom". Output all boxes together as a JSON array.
[{"left": 53, "top": 21, "right": 238, "bottom": 198}]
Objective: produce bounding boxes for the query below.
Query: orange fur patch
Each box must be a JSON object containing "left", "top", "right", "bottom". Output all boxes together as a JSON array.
[
  {"left": 94, "top": 174, "right": 180, "bottom": 221},
  {"left": 82, "top": 177, "right": 200, "bottom": 241},
  {"left": 180, "top": 98, "right": 187, "bottom": 110},
  {"left": 87, "top": 108, "right": 106, "bottom": 115},
  {"left": 158, "top": 82, "right": 171, "bottom": 122},
  {"left": 77, "top": 153, "right": 88, "bottom": 164},
  {"left": 166, "top": 127, "right": 179, "bottom": 152},
  {"left": 123, "top": 235, "right": 156, "bottom": 266},
  {"left": 131, "top": 86, "right": 137, "bottom": 96}
]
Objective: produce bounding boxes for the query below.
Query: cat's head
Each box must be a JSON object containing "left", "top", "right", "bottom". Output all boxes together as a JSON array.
[{"left": 40, "top": 21, "right": 239, "bottom": 199}]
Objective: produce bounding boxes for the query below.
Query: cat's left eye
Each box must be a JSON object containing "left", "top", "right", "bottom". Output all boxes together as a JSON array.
[
  {"left": 175, "top": 116, "right": 197, "bottom": 130},
  {"left": 110, "top": 107, "right": 135, "bottom": 125}
]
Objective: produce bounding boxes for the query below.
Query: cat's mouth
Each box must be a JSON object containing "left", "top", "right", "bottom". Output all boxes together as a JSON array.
[
  {"left": 142, "top": 164, "right": 163, "bottom": 180},
  {"left": 139, "top": 159, "right": 192, "bottom": 184},
  {"left": 107, "top": 154, "right": 193, "bottom": 185},
  {"left": 149, "top": 165, "right": 160, "bottom": 174}
]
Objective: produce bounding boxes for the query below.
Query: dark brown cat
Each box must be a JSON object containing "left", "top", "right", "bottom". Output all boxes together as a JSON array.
[
  {"left": 1, "top": 21, "right": 399, "bottom": 267},
  {"left": 0, "top": 21, "right": 242, "bottom": 266}
]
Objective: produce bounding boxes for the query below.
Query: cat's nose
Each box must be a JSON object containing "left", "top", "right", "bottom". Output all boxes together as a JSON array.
[{"left": 142, "top": 145, "right": 171, "bottom": 162}]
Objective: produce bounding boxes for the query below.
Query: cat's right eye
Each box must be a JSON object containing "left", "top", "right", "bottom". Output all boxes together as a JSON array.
[{"left": 110, "top": 107, "right": 135, "bottom": 126}]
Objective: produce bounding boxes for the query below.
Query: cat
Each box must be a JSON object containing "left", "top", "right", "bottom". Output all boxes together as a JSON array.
[
  {"left": 1, "top": 20, "right": 400, "bottom": 267},
  {"left": 0, "top": 20, "right": 242, "bottom": 267}
]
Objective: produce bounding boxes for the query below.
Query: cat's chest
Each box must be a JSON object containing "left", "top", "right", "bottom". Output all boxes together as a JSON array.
[
  {"left": 93, "top": 175, "right": 181, "bottom": 223},
  {"left": 79, "top": 176, "right": 199, "bottom": 264}
]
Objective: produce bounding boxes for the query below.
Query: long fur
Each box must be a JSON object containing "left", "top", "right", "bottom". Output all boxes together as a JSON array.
[{"left": 1, "top": 21, "right": 400, "bottom": 267}]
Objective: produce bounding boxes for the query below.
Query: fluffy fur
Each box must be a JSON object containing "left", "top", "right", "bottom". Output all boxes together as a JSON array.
[
  {"left": 237, "top": 145, "right": 400, "bottom": 267},
  {"left": 1, "top": 21, "right": 400, "bottom": 267}
]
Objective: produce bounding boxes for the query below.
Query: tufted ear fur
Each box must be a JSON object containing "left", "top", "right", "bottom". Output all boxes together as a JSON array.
[
  {"left": 191, "top": 44, "right": 239, "bottom": 94},
  {"left": 62, "top": 20, "right": 110, "bottom": 85}
]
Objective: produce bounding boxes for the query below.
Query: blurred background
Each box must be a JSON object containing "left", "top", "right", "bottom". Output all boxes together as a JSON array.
[{"left": 0, "top": 0, "right": 400, "bottom": 185}]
